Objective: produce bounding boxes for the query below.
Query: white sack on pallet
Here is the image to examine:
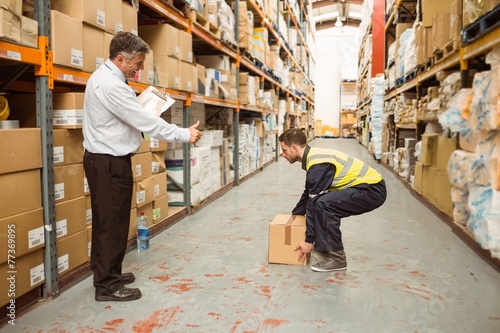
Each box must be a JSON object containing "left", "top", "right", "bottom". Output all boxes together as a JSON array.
[
  {"left": 470, "top": 67, "right": 500, "bottom": 131},
  {"left": 447, "top": 149, "right": 475, "bottom": 191},
  {"left": 475, "top": 130, "right": 500, "bottom": 190},
  {"left": 397, "top": 29, "right": 412, "bottom": 79},
  {"left": 218, "top": 0, "right": 236, "bottom": 45},
  {"left": 438, "top": 88, "right": 479, "bottom": 151},
  {"left": 403, "top": 30, "right": 417, "bottom": 76},
  {"left": 467, "top": 185, "right": 500, "bottom": 259},
  {"left": 451, "top": 187, "right": 470, "bottom": 225}
]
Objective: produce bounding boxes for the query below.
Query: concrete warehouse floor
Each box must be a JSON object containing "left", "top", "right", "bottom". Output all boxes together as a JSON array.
[{"left": 1, "top": 138, "right": 500, "bottom": 333}]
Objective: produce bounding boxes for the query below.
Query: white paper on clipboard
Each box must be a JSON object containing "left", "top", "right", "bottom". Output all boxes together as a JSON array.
[{"left": 137, "top": 86, "right": 176, "bottom": 117}]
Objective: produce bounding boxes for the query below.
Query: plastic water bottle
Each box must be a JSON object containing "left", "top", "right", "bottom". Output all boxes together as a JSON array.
[{"left": 136, "top": 211, "right": 150, "bottom": 250}]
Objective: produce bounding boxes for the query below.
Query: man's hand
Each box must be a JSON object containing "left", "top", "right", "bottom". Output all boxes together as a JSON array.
[
  {"left": 188, "top": 120, "right": 202, "bottom": 144},
  {"left": 294, "top": 241, "right": 314, "bottom": 265}
]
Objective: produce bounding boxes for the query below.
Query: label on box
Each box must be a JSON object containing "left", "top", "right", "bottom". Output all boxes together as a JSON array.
[
  {"left": 174, "top": 77, "right": 180, "bottom": 88},
  {"left": 115, "top": 22, "right": 123, "bottom": 34},
  {"left": 96, "top": 57, "right": 104, "bottom": 70},
  {"left": 56, "top": 219, "right": 68, "bottom": 238},
  {"left": 174, "top": 46, "right": 179, "bottom": 58},
  {"left": 53, "top": 146, "right": 64, "bottom": 164},
  {"left": 86, "top": 208, "right": 92, "bottom": 224},
  {"left": 135, "top": 164, "right": 142, "bottom": 177},
  {"left": 147, "top": 70, "right": 154, "bottom": 83},
  {"left": 136, "top": 190, "right": 145, "bottom": 204},
  {"left": 28, "top": 226, "right": 45, "bottom": 249},
  {"left": 152, "top": 162, "right": 160, "bottom": 173},
  {"left": 30, "top": 263, "right": 44, "bottom": 287},
  {"left": 54, "top": 183, "right": 65, "bottom": 201},
  {"left": 88, "top": 241, "right": 91, "bottom": 258},
  {"left": 187, "top": 81, "right": 192, "bottom": 91},
  {"left": 57, "top": 254, "right": 69, "bottom": 273},
  {"left": 85, "top": 208, "right": 92, "bottom": 224},
  {"left": 150, "top": 138, "right": 160, "bottom": 148},
  {"left": 153, "top": 207, "right": 161, "bottom": 220},
  {"left": 71, "top": 48, "right": 83, "bottom": 67},
  {"left": 154, "top": 184, "right": 160, "bottom": 197},
  {"left": 84, "top": 177, "right": 89, "bottom": 194},
  {"left": 53, "top": 109, "right": 83, "bottom": 126},
  {"left": 97, "top": 10, "right": 105, "bottom": 27},
  {"left": 188, "top": 52, "right": 193, "bottom": 63}
]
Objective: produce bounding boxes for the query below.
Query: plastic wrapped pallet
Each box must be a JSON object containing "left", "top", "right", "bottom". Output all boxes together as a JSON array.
[
  {"left": 403, "top": 29, "right": 417, "bottom": 76},
  {"left": 451, "top": 187, "right": 470, "bottom": 225},
  {"left": 397, "top": 29, "right": 412, "bottom": 79},
  {"left": 218, "top": 0, "right": 236, "bottom": 45},
  {"left": 467, "top": 185, "right": 500, "bottom": 259},
  {"left": 447, "top": 149, "right": 475, "bottom": 191},
  {"left": 474, "top": 130, "right": 500, "bottom": 190},
  {"left": 470, "top": 68, "right": 500, "bottom": 131},
  {"left": 438, "top": 88, "right": 479, "bottom": 152}
]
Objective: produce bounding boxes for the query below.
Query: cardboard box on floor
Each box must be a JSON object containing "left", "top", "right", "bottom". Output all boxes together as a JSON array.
[{"left": 268, "top": 214, "right": 307, "bottom": 266}]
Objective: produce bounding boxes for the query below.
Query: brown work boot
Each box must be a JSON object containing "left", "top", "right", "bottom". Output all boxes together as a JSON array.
[{"left": 310, "top": 250, "right": 347, "bottom": 272}]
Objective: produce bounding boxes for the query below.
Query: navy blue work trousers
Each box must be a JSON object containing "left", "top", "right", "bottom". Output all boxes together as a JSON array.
[{"left": 307, "top": 180, "right": 387, "bottom": 251}]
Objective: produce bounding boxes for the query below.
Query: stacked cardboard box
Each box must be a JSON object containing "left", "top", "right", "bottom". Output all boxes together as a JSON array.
[
  {"left": 0, "top": 0, "right": 38, "bottom": 47},
  {"left": 0, "top": 128, "right": 45, "bottom": 307}
]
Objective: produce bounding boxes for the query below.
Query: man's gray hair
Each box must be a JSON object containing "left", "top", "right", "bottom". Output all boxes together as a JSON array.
[{"left": 109, "top": 31, "right": 150, "bottom": 60}]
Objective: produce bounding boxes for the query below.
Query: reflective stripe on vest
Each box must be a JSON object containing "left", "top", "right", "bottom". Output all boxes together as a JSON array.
[{"left": 306, "top": 147, "right": 382, "bottom": 190}]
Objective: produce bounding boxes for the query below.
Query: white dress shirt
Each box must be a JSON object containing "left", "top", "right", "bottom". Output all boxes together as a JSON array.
[{"left": 83, "top": 59, "right": 190, "bottom": 156}]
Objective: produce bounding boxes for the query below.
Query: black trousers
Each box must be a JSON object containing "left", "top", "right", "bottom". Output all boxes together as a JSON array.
[
  {"left": 83, "top": 150, "right": 133, "bottom": 294},
  {"left": 307, "top": 180, "right": 387, "bottom": 252}
]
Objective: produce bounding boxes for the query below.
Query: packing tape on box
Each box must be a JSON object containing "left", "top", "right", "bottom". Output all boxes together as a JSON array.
[{"left": 284, "top": 215, "right": 296, "bottom": 246}]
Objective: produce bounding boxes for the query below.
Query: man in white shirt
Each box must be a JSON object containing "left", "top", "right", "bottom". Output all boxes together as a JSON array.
[{"left": 83, "top": 32, "right": 202, "bottom": 302}]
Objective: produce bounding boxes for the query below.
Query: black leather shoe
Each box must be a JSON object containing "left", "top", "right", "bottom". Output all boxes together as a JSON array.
[
  {"left": 95, "top": 287, "right": 142, "bottom": 302},
  {"left": 121, "top": 272, "right": 135, "bottom": 285}
]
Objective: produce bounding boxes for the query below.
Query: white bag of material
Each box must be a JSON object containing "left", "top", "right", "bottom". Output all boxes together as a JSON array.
[
  {"left": 447, "top": 149, "right": 475, "bottom": 191},
  {"left": 476, "top": 130, "right": 500, "bottom": 190},
  {"left": 451, "top": 187, "right": 470, "bottom": 225},
  {"left": 467, "top": 185, "right": 500, "bottom": 258},
  {"left": 404, "top": 30, "right": 417, "bottom": 76},
  {"left": 470, "top": 67, "right": 500, "bottom": 131}
]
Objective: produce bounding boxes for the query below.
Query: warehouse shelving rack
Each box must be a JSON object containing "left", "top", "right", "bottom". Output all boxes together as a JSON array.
[
  {"left": 364, "top": 1, "right": 500, "bottom": 271},
  {"left": 0, "top": 0, "right": 316, "bottom": 312}
]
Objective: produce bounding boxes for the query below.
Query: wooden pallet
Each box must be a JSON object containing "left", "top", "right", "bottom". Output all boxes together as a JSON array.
[
  {"left": 159, "top": 0, "right": 190, "bottom": 17},
  {"left": 221, "top": 32, "right": 238, "bottom": 52},
  {"left": 418, "top": 58, "right": 434, "bottom": 74},
  {"left": 462, "top": 4, "right": 500, "bottom": 45},
  {"left": 190, "top": 10, "right": 220, "bottom": 39},
  {"left": 433, "top": 39, "right": 459, "bottom": 64},
  {"left": 240, "top": 48, "right": 254, "bottom": 62}
]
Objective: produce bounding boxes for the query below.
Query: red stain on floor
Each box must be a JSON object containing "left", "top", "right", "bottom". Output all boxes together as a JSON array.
[
  {"left": 185, "top": 324, "right": 201, "bottom": 327},
  {"left": 205, "top": 273, "right": 224, "bottom": 277},
  {"left": 239, "top": 237, "right": 253, "bottom": 242},
  {"left": 149, "top": 274, "right": 171, "bottom": 282},
  {"left": 302, "top": 284, "right": 321, "bottom": 291},
  {"left": 488, "top": 317, "right": 500, "bottom": 320},
  {"left": 409, "top": 271, "right": 426, "bottom": 278},
  {"left": 230, "top": 217, "right": 241, "bottom": 221},
  {"left": 207, "top": 312, "right": 223, "bottom": 320},
  {"left": 263, "top": 318, "right": 288, "bottom": 327},
  {"left": 103, "top": 318, "right": 124, "bottom": 330},
  {"left": 168, "top": 279, "right": 200, "bottom": 294},
  {"left": 235, "top": 276, "right": 252, "bottom": 284},
  {"left": 256, "top": 285, "right": 272, "bottom": 299},
  {"left": 132, "top": 306, "right": 183, "bottom": 333},
  {"left": 230, "top": 319, "right": 243, "bottom": 333},
  {"left": 258, "top": 266, "right": 270, "bottom": 276},
  {"left": 105, "top": 306, "right": 112, "bottom": 310}
]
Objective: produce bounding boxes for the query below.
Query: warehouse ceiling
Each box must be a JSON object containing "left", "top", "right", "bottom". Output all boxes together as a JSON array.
[{"left": 311, "top": 0, "right": 364, "bottom": 31}]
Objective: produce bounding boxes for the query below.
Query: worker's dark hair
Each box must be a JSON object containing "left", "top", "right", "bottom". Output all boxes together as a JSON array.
[
  {"left": 109, "top": 31, "right": 150, "bottom": 61},
  {"left": 279, "top": 128, "right": 307, "bottom": 147}
]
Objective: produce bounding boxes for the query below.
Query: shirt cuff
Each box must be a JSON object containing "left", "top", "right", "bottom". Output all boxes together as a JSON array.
[{"left": 179, "top": 128, "right": 191, "bottom": 142}]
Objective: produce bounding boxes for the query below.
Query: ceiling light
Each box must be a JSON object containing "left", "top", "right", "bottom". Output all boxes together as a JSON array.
[{"left": 335, "top": 17, "right": 343, "bottom": 27}]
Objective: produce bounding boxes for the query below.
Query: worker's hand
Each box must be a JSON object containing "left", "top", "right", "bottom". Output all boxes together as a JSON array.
[
  {"left": 188, "top": 120, "right": 202, "bottom": 144},
  {"left": 294, "top": 241, "right": 314, "bottom": 265}
]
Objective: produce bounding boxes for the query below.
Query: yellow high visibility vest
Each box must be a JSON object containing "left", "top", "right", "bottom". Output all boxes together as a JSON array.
[{"left": 305, "top": 147, "right": 383, "bottom": 190}]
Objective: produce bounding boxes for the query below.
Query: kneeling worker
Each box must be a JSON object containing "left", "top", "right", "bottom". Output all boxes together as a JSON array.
[{"left": 278, "top": 129, "right": 387, "bottom": 272}]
